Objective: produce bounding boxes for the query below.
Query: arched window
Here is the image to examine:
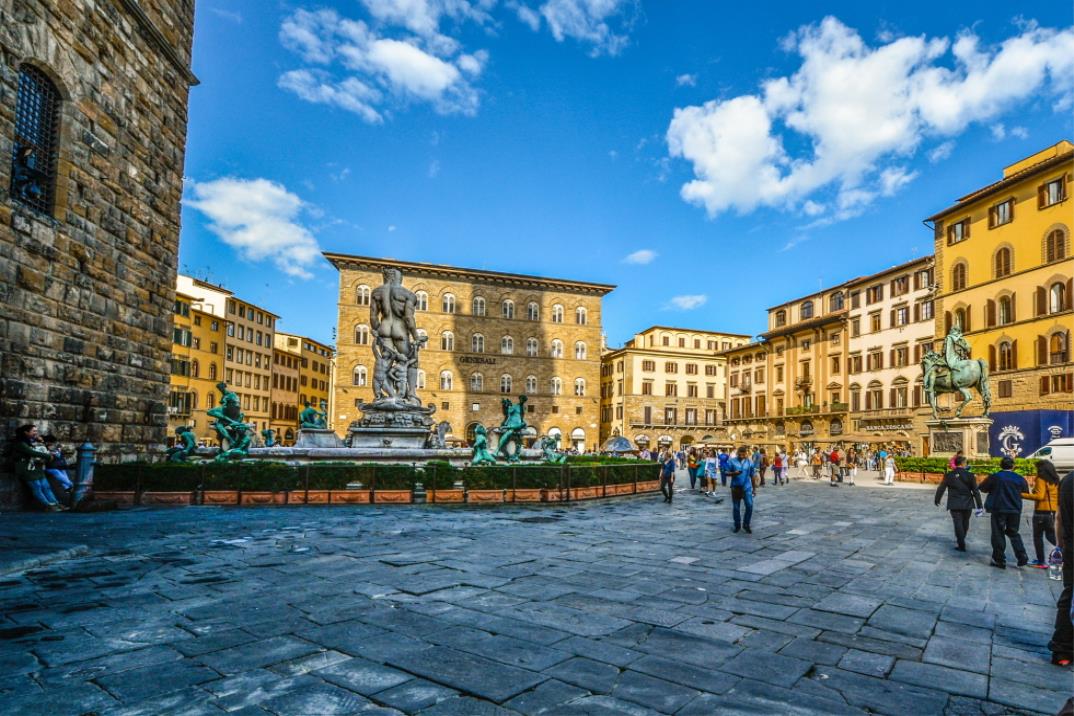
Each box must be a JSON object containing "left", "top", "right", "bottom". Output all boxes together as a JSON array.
[
  {"left": 191, "top": 359, "right": 200, "bottom": 378},
  {"left": 994, "top": 247, "right": 1012, "bottom": 278},
  {"left": 471, "top": 333, "right": 485, "bottom": 353},
  {"left": 500, "top": 374, "right": 512, "bottom": 393},
  {"left": 998, "top": 342, "right": 1014, "bottom": 371},
  {"left": 354, "top": 324, "right": 370, "bottom": 345},
  {"left": 1051, "top": 333, "right": 1070, "bottom": 364},
  {"left": 439, "top": 370, "right": 453, "bottom": 390},
  {"left": 500, "top": 336, "right": 514, "bottom": 355},
  {"left": 550, "top": 377, "right": 562, "bottom": 395},
  {"left": 10, "top": 65, "right": 61, "bottom": 215},
  {"left": 502, "top": 299, "right": 515, "bottom": 319},
  {"left": 574, "top": 378, "right": 586, "bottom": 396},
  {"left": 525, "top": 375, "right": 538, "bottom": 393},
  {"left": 952, "top": 263, "right": 968, "bottom": 291},
  {"left": 441, "top": 331, "right": 454, "bottom": 351},
  {"left": 442, "top": 293, "right": 456, "bottom": 313},
  {"left": 465, "top": 423, "right": 480, "bottom": 443},
  {"left": 1051, "top": 282, "right": 1067, "bottom": 314},
  {"left": 472, "top": 296, "right": 486, "bottom": 316},
  {"left": 829, "top": 293, "right": 844, "bottom": 311},
  {"left": 415, "top": 291, "right": 429, "bottom": 311},
  {"left": 576, "top": 307, "right": 587, "bottom": 325},
  {"left": 356, "top": 285, "right": 371, "bottom": 306},
  {"left": 551, "top": 339, "right": 564, "bottom": 358},
  {"left": 416, "top": 369, "right": 426, "bottom": 389},
  {"left": 998, "top": 295, "right": 1013, "bottom": 325},
  {"left": 953, "top": 307, "right": 967, "bottom": 330},
  {"left": 1045, "top": 229, "right": 1068, "bottom": 263},
  {"left": 527, "top": 302, "right": 540, "bottom": 320},
  {"left": 470, "top": 372, "right": 484, "bottom": 391},
  {"left": 774, "top": 310, "right": 787, "bottom": 327},
  {"left": 574, "top": 341, "right": 587, "bottom": 360},
  {"left": 800, "top": 301, "right": 814, "bottom": 319},
  {"left": 208, "top": 363, "right": 218, "bottom": 380},
  {"left": 552, "top": 304, "right": 564, "bottom": 323},
  {"left": 207, "top": 392, "right": 215, "bottom": 409},
  {"left": 526, "top": 338, "right": 539, "bottom": 357},
  {"left": 353, "top": 365, "right": 367, "bottom": 386}
]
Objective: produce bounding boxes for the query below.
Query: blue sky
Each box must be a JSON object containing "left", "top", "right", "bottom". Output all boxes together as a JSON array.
[{"left": 180, "top": 1, "right": 1074, "bottom": 347}]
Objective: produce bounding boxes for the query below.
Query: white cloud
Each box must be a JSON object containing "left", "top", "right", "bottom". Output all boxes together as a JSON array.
[
  {"left": 623, "top": 248, "right": 656, "bottom": 264},
  {"left": 990, "top": 123, "right": 1007, "bottom": 140},
  {"left": 1011, "top": 125, "right": 1029, "bottom": 139},
  {"left": 676, "top": 73, "right": 697, "bottom": 87},
  {"left": 279, "top": 7, "right": 487, "bottom": 121},
  {"left": 211, "top": 8, "right": 243, "bottom": 23},
  {"left": 387, "top": 224, "right": 397, "bottom": 232},
  {"left": 427, "top": 159, "right": 441, "bottom": 177},
  {"left": 667, "top": 294, "right": 707, "bottom": 310},
  {"left": 667, "top": 17, "right": 1074, "bottom": 222},
  {"left": 186, "top": 178, "right": 322, "bottom": 280},
  {"left": 514, "top": 0, "right": 637, "bottom": 56},
  {"left": 927, "top": 140, "right": 955, "bottom": 163}
]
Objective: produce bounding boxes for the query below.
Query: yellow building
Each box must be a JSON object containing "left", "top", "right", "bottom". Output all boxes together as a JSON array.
[
  {"left": 274, "top": 333, "right": 335, "bottom": 429},
  {"left": 600, "top": 326, "right": 750, "bottom": 451},
  {"left": 926, "top": 140, "right": 1073, "bottom": 455},
  {"left": 270, "top": 346, "right": 300, "bottom": 445},
  {"left": 167, "top": 293, "right": 225, "bottom": 445},
  {"left": 721, "top": 340, "right": 777, "bottom": 450},
  {"left": 327, "top": 253, "right": 614, "bottom": 451}
]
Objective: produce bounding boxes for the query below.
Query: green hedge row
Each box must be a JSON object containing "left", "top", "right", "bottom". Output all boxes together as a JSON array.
[
  {"left": 894, "top": 456, "right": 1039, "bottom": 477},
  {"left": 94, "top": 461, "right": 661, "bottom": 492}
]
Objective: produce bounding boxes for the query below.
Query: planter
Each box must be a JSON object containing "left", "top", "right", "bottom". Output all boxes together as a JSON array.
[
  {"left": 201, "top": 490, "right": 239, "bottom": 505},
  {"left": 636, "top": 480, "right": 661, "bottom": 493},
  {"left": 923, "top": 472, "right": 943, "bottom": 484},
  {"left": 140, "top": 491, "right": 193, "bottom": 506},
  {"left": 428, "top": 489, "right": 464, "bottom": 503},
  {"left": 508, "top": 489, "right": 543, "bottom": 503},
  {"left": 466, "top": 489, "right": 504, "bottom": 504},
  {"left": 240, "top": 491, "right": 287, "bottom": 506},
  {"left": 542, "top": 488, "right": 567, "bottom": 502},
  {"left": 330, "top": 490, "right": 371, "bottom": 504},
  {"left": 570, "top": 486, "right": 601, "bottom": 500},
  {"left": 373, "top": 490, "right": 412, "bottom": 504},
  {"left": 301, "top": 490, "right": 330, "bottom": 504},
  {"left": 606, "top": 483, "right": 635, "bottom": 497},
  {"left": 92, "top": 491, "right": 135, "bottom": 507}
]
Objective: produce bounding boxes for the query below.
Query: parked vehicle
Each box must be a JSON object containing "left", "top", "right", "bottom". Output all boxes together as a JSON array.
[{"left": 1027, "top": 438, "right": 1074, "bottom": 472}]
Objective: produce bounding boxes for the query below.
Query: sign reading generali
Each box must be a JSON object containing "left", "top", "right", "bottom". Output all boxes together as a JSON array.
[{"left": 459, "top": 356, "right": 497, "bottom": 365}]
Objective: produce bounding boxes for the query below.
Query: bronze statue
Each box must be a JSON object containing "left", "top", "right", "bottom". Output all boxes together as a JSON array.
[
  {"left": 261, "top": 428, "right": 276, "bottom": 447},
  {"left": 922, "top": 325, "right": 992, "bottom": 419},
  {"left": 471, "top": 424, "right": 497, "bottom": 466},
  {"left": 207, "top": 381, "right": 253, "bottom": 461},
  {"left": 299, "top": 400, "right": 327, "bottom": 429},
  {"left": 165, "top": 426, "right": 197, "bottom": 462},
  {"left": 537, "top": 434, "right": 567, "bottom": 465},
  {"left": 495, "top": 395, "right": 528, "bottom": 463}
]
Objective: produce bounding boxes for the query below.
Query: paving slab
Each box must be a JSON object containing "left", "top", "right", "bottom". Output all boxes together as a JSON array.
[{"left": 388, "top": 645, "right": 545, "bottom": 703}]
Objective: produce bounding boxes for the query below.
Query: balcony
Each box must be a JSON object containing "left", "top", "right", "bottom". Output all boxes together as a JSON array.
[
  {"left": 785, "top": 405, "right": 819, "bottom": 416},
  {"left": 795, "top": 377, "right": 812, "bottom": 390}
]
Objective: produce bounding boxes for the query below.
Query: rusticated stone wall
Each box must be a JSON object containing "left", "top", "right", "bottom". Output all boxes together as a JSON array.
[{"left": 0, "top": 0, "right": 196, "bottom": 506}]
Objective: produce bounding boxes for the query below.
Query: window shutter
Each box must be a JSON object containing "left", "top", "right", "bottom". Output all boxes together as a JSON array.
[
  {"left": 989, "top": 345, "right": 996, "bottom": 372},
  {"left": 1011, "top": 339, "right": 1018, "bottom": 370},
  {"left": 1010, "top": 295, "right": 1016, "bottom": 323},
  {"left": 889, "top": 388, "right": 896, "bottom": 407},
  {"left": 1038, "top": 183, "right": 1047, "bottom": 209},
  {"left": 988, "top": 206, "right": 996, "bottom": 229},
  {"left": 1036, "top": 287, "right": 1047, "bottom": 316},
  {"left": 889, "top": 349, "right": 895, "bottom": 366},
  {"left": 944, "top": 312, "right": 952, "bottom": 334},
  {"left": 1067, "top": 279, "right": 1073, "bottom": 311},
  {"left": 964, "top": 220, "right": 970, "bottom": 239},
  {"left": 1037, "top": 336, "right": 1048, "bottom": 366},
  {"left": 934, "top": 220, "right": 944, "bottom": 242},
  {"left": 986, "top": 299, "right": 996, "bottom": 327},
  {"left": 1066, "top": 373, "right": 1074, "bottom": 393},
  {"left": 1041, "top": 376, "right": 1050, "bottom": 395},
  {"left": 964, "top": 309, "right": 971, "bottom": 333},
  {"left": 1008, "top": 199, "right": 1014, "bottom": 222},
  {"left": 913, "top": 303, "right": 920, "bottom": 322}
]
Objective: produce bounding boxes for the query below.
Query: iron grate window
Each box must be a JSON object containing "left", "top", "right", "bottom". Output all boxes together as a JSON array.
[{"left": 10, "top": 65, "right": 60, "bottom": 215}]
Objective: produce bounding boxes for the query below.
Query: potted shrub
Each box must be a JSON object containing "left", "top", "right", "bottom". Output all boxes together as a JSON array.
[
  {"left": 508, "top": 466, "right": 558, "bottom": 502},
  {"left": 461, "top": 466, "right": 505, "bottom": 504},
  {"left": 303, "top": 463, "right": 366, "bottom": 504},
  {"left": 372, "top": 464, "right": 414, "bottom": 503},
  {"left": 425, "top": 462, "right": 464, "bottom": 503},
  {"left": 92, "top": 463, "right": 141, "bottom": 506},
  {"left": 568, "top": 466, "right": 601, "bottom": 500}
]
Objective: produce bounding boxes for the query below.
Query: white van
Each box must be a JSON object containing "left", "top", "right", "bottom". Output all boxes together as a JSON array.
[{"left": 1027, "top": 438, "right": 1074, "bottom": 472}]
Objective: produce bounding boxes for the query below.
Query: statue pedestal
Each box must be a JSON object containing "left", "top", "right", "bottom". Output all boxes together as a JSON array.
[
  {"left": 348, "top": 399, "right": 436, "bottom": 449},
  {"left": 926, "top": 417, "right": 993, "bottom": 458},
  {"left": 294, "top": 429, "right": 345, "bottom": 449}
]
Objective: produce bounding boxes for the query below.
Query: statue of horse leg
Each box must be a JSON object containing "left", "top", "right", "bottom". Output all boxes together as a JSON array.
[{"left": 954, "top": 387, "right": 973, "bottom": 418}]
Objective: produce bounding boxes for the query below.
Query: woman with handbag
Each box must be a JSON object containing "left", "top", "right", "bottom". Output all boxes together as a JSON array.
[{"left": 1023, "top": 461, "right": 1061, "bottom": 568}]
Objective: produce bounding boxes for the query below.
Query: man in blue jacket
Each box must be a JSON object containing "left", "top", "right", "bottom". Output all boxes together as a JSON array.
[
  {"left": 979, "top": 457, "right": 1029, "bottom": 569},
  {"left": 727, "top": 446, "right": 756, "bottom": 534},
  {"left": 717, "top": 449, "right": 731, "bottom": 487}
]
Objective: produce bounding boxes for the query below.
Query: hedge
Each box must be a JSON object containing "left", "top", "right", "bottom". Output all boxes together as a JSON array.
[
  {"left": 95, "top": 460, "right": 661, "bottom": 493},
  {"left": 894, "top": 456, "right": 1039, "bottom": 477}
]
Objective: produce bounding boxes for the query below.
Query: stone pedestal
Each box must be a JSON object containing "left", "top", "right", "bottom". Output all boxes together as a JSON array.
[
  {"left": 294, "top": 429, "right": 346, "bottom": 449},
  {"left": 926, "top": 417, "right": 994, "bottom": 458},
  {"left": 347, "top": 398, "right": 436, "bottom": 449}
]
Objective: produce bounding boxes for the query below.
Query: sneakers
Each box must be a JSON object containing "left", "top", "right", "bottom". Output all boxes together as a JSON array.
[
  {"left": 743, "top": 526, "right": 752, "bottom": 534},
  {"left": 990, "top": 560, "right": 1006, "bottom": 569},
  {"left": 46, "top": 504, "right": 62, "bottom": 512},
  {"left": 733, "top": 526, "right": 741, "bottom": 533},
  {"left": 1028, "top": 560, "right": 1047, "bottom": 569},
  {"left": 1016, "top": 558, "right": 1029, "bottom": 568}
]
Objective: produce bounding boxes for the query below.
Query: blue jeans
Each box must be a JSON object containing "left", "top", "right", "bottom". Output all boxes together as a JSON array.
[
  {"left": 733, "top": 491, "right": 753, "bottom": 529},
  {"left": 46, "top": 468, "right": 72, "bottom": 490},
  {"left": 720, "top": 470, "right": 727, "bottom": 487},
  {"left": 27, "top": 478, "right": 59, "bottom": 506}
]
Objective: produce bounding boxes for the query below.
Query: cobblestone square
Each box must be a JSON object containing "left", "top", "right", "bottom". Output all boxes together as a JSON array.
[{"left": 1, "top": 478, "right": 1069, "bottom": 715}]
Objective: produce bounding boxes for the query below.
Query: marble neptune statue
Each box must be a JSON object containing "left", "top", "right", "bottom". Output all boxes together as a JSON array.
[{"left": 370, "top": 267, "right": 427, "bottom": 405}]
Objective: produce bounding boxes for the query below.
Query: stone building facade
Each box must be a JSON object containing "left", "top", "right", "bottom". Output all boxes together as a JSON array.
[
  {"left": 327, "top": 253, "right": 614, "bottom": 451},
  {"left": 721, "top": 340, "right": 777, "bottom": 450},
  {"left": 0, "top": 1, "right": 196, "bottom": 504},
  {"left": 927, "top": 141, "right": 1073, "bottom": 455},
  {"left": 844, "top": 256, "right": 936, "bottom": 454},
  {"left": 600, "top": 326, "right": 749, "bottom": 451}
]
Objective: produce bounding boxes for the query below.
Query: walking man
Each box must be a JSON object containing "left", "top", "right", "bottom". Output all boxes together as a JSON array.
[
  {"left": 934, "top": 455, "right": 982, "bottom": 552},
  {"left": 660, "top": 451, "right": 676, "bottom": 503},
  {"left": 979, "top": 457, "right": 1029, "bottom": 569},
  {"left": 727, "top": 446, "right": 756, "bottom": 534}
]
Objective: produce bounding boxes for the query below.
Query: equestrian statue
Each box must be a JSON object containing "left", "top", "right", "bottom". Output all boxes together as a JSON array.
[{"left": 921, "top": 325, "right": 992, "bottom": 419}]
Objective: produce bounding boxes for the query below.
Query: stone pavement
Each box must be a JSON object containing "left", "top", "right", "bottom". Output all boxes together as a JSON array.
[{"left": 0, "top": 480, "right": 1069, "bottom": 715}]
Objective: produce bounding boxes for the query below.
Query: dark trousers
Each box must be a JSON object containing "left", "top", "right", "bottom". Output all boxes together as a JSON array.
[
  {"left": 1049, "top": 559, "right": 1073, "bottom": 659},
  {"left": 759, "top": 466, "right": 767, "bottom": 486},
  {"left": 720, "top": 471, "right": 727, "bottom": 487},
  {"left": 990, "top": 512, "right": 1028, "bottom": 566},
  {"left": 772, "top": 467, "right": 783, "bottom": 485},
  {"left": 1032, "top": 512, "right": 1057, "bottom": 563},
  {"left": 732, "top": 492, "right": 753, "bottom": 529},
  {"left": 660, "top": 475, "right": 674, "bottom": 502},
  {"left": 950, "top": 509, "right": 971, "bottom": 549},
  {"left": 688, "top": 469, "right": 697, "bottom": 490}
]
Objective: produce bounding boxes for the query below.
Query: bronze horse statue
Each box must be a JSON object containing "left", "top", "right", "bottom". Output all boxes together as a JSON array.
[{"left": 922, "top": 326, "right": 992, "bottom": 419}]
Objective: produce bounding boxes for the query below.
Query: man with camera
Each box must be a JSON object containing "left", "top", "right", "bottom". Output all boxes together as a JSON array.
[{"left": 727, "top": 445, "right": 757, "bottom": 534}]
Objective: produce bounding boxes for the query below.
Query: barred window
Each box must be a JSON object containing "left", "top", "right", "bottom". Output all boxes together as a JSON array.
[{"left": 11, "top": 65, "right": 61, "bottom": 215}]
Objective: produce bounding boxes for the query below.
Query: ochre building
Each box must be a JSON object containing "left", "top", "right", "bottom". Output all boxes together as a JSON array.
[
  {"left": 327, "top": 253, "right": 614, "bottom": 451},
  {"left": 0, "top": 0, "right": 197, "bottom": 504},
  {"left": 600, "top": 327, "right": 750, "bottom": 451},
  {"left": 166, "top": 292, "right": 226, "bottom": 446},
  {"left": 274, "top": 332, "right": 334, "bottom": 431},
  {"left": 927, "top": 140, "right": 1073, "bottom": 455}
]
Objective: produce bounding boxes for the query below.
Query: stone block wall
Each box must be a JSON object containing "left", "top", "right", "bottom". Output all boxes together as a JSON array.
[{"left": 0, "top": 0, "right": 196, "bottom": 506}]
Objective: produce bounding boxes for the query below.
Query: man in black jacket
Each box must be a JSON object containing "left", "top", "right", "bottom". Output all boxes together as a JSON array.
[
  {"left": 979, "top": 457, "right": 1029, "bottom": 569},
  {"left": 935, "top": 455, "right": 982, "bottom": 552}
]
